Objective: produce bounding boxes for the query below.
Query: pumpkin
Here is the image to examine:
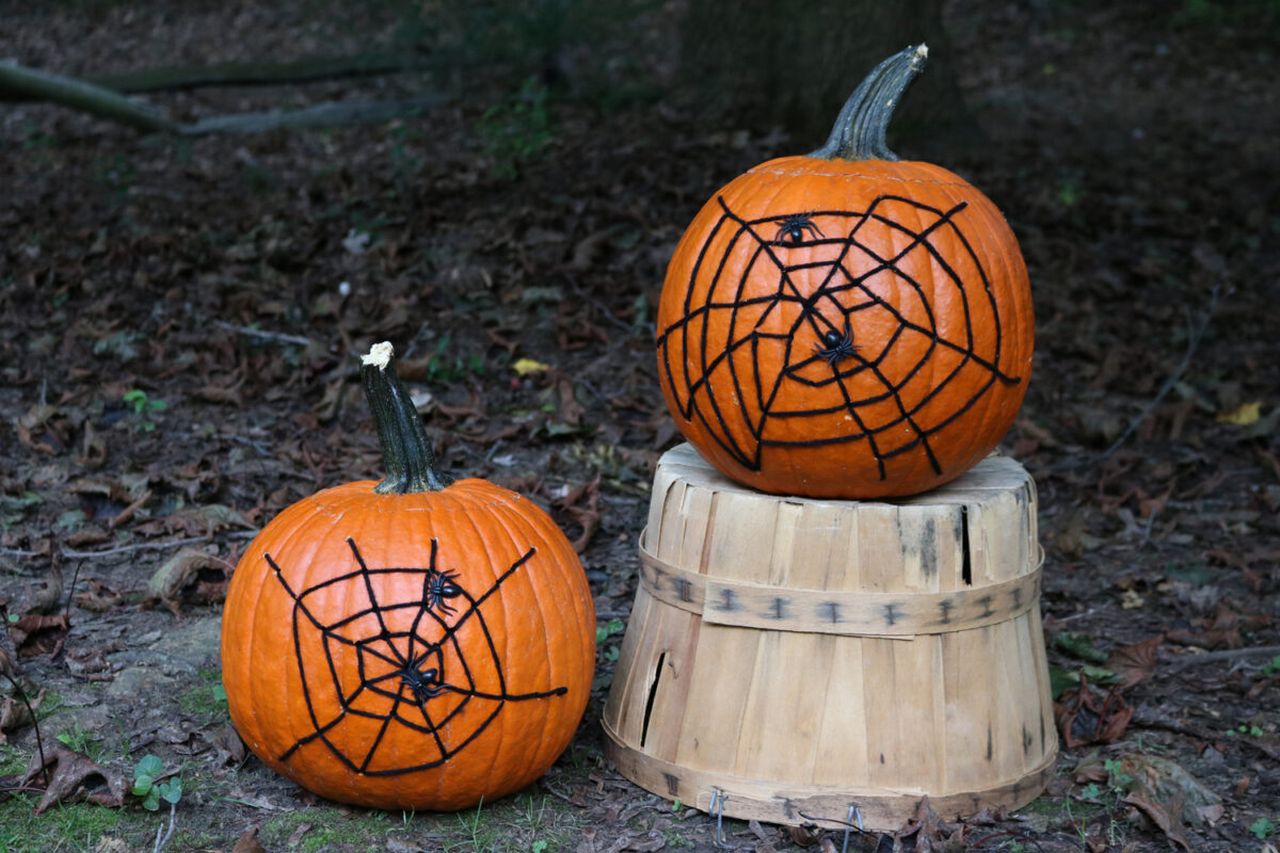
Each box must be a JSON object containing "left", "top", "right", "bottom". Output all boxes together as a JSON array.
[
  {"left": 656, "top": 45, "right": 1034, "bottom": 498},
  {"left": 220, "top": 342, "right": 595, "bottom": 811}
]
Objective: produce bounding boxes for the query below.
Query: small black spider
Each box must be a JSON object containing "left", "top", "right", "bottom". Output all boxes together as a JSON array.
[
  {"left": 814, "top": 321, "right": 858, "bottom": 366},
  {"left": 424, "top": 568, "right": 463, "bottom": 616},
  {"left": 399, "top": 663, "right": 445, "bottom": 702},
  {"left": 774, "top": 214, "right": 824, "bottom": 245}
]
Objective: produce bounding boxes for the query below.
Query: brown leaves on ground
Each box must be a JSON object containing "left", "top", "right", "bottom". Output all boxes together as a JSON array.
[
  {"left": 1074, "top": 752, "right": 1223, "bottom": 851},
  {"left": 230, "top": 827, "right": 267, "bottom": 853},
  {"left": 1166, "top": 601, "right": 1272, "bottom": 650},
  {"left": 889, "top": 797, "right": 964, "bottom": 853},
  {"left": 1106, "top": 635, "right": 1163, "bottom": 690},
  {"left": 556, "top": 475, "right": 602, "bottom": 554},
  {"left": 0, "top": 687, "right": 46, "bottom": 745},
  {"left": 7, "top": 614, "right": 70, "bottom": 657},
  {"left": 72, "top": 578, "right": 124, "bottom": 613},
  {"left": 142, "top": 548, "right": 234, "bottom": 617},
  {"left": 134, "top": 503, "right": 255, "bottom": 538},
  {"left": 20, "top": 742, "right": 127, "bottom": 814},
  {"left": 1055, "top": 674, "right": 1134, "bottom": 748}
]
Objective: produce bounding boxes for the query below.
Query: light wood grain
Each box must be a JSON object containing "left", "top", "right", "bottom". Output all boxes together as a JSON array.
[{"left": 603, "top": 444, "right": 1057, "bottom": 831}]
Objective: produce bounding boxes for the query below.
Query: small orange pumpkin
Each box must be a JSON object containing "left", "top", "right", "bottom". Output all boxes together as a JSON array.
[
  {"left": 221, "top": 343, "right": 595, "bottom": 811},
  {"left": 656, "top": 45, "right": 1034, "bottom": 498}
]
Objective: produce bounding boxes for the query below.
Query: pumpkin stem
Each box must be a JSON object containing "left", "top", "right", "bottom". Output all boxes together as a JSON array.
[
  {"left": 360, "top": 341, "right": 452, "bottom": 494},
  {"left": 811, "top": 43, "right": 928, "bottom": 162}
]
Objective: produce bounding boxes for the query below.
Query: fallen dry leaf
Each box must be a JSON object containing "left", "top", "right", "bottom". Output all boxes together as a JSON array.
[
  {"left": 143, "top": 549, "right": 234, "bottom": 617},
  {"left": 1075, "top": 751, "right": 1222, "bottom": 849},
  {"left": 209, "top": 723, "right": 248, "bottom": 767},
  {"left": 555, "top": 476, "right": 602, "bottom": 554},
  {"left": 8, "top": 614, "right": 70, "bottom": 656},
  {"left": 512, "top": 357, "right": 551, "bottom": 377},
  {"left": 230, "top": 826, "right": 267, "bottom": 853},
  {"left": 894, "top": 796, "right": 961, "bottom": 853},
  {"left": 1107, "top": 635, "right": 1163, "bottom": 690},
  {"left": 1055, "top": 675, "right": 1134, "bottom": 748},
  {"left": 136, "top": 503, "right": 254, "bottom": 538},
  {"left": 21, "top": 742, "right": 126, "bottom": 814},
  {"left": 0, "top": 688, "right": 45, "bottom": 744},
  {"left": 1215, "top": 401, "right": 1262, "bottom": 426},
  {"left": 72, "top": 579, "right": 124, "bottom": 613}
]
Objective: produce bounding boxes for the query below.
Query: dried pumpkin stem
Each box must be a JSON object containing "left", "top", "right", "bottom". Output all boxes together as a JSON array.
[
  {"left": 360, "top": 341, "right": 452, "bottom": 493},
  {"left": 811, "top": 43, "right": 928, "bottom": 162}
]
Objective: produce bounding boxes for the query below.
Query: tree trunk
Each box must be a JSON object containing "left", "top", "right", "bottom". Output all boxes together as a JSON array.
[{"left": 678, "top": 0, "right": 981, "bottom": 159}]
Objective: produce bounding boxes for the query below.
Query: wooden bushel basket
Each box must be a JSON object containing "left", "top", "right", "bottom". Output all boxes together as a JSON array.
[{"left": 602, "top": 444, "right": 1056, "bottom": 831}]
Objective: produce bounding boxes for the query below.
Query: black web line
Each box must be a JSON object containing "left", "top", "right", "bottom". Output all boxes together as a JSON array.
[
  {"left": 263, "top": 538, "right": 567, "bottom": 776},
  {"left": 655, "top": 194, "right": 1023, "bottom": 478}
]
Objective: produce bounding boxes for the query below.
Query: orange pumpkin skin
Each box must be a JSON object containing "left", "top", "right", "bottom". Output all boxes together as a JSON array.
[
  {"left": 656, "top": 102, "right": 1033, "bottom": 498},
  {"left": 222, "top": 350, "right": 595, "bottom": 812}
]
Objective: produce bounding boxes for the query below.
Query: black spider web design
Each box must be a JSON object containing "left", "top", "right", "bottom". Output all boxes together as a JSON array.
[
  {"left": 263, "top": 538, "right": 568, "bottom": 777},
  {"left": 656, "top": 194, "right": 1023, "bottom": 480}
]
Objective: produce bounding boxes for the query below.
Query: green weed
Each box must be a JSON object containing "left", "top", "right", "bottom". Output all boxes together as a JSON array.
[
  {"left": 122, "top": 388, "right": 167, "bottom": 431},
  {"left": 476, "top": 77, "right": 554, "bottom": 180}
]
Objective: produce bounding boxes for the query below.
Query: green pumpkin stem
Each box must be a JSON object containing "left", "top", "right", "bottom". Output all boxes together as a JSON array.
[
  {"left": 811, "top": 43, "right": 928, "bottom": 162},
  {"left": 360, "top": 342, "right": 452, "bottom": 494}
]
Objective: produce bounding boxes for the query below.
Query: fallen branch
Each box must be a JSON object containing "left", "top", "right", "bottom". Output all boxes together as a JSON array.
[
  {"left": 1164, "top": 644, "right": 1280, "bottom": 672},
  {"left": 183, "top": 95, "right": 442, "bottom": 135},
  {"left": 88, "top": 52, "right": 416, "bottom": 94},
  {"left": 215, "top": 321, "right": 312, "bottom": 347},
  {"left": 0, "top": 60, "right": 178, "bottom": 133},
  {"left": 0, "top": 59, "right": 444, "bottom": 136}
]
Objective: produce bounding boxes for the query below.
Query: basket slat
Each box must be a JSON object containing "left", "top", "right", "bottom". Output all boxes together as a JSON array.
[{"left": 605, "top": 444, "right": 1056, "bottom": 830}]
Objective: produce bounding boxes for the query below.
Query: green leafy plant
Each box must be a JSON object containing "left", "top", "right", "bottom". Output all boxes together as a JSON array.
[
  {"left": 1251, "top": 817, "right": 1276, "bottom": 840},
  {"left": 122, "top": 389, "right": 167, "bottom": 432},
  {"left": 55, "top": 725, "right": 100, "bottom": 760},
  {"left": 595, "top": 617, "right": 625, "bottom": 645},
  {"left": 132, "top": 755, "right": 182, "bottom": 812},
  {"left": 1261, "top": 655, "right": 1280, "bottom": 677},
  {"left": 477, "top": 77, "right": 554, "bottom": 179},
  {"left": 423, "top": 336, "right": 487, "bottom": 385},
  {"left": 1102, "top": 758, "right": 1134, "bottom": 793}
]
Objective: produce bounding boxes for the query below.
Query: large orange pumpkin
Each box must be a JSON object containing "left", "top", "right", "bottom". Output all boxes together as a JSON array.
[
  {"left": 221, "top": 343, "right": 595, "bottom": 811},
  {"left": 656, "top": 45, "right": 1034, "bottom": 498}
]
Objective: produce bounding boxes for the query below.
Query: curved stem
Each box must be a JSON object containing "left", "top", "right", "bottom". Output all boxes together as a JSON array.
[
  {"left": 360, "top": 342, "right": 452, "bottom": 494},
  {"left": 810, "top": 43, "right": 928, "bottom": 162}
]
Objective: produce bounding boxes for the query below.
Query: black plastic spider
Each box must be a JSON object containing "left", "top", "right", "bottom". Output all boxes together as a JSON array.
[
  {"left": 774, "top": 214, "right": 824, "bottom": 244},
  {"left": 814, "top": 320, "right": 858, "bottom": 366},
  {"left": 424, "top": 568, "right": 463, "bottom": 616},
  {"left": 399, "top": 661, "right": 446, "bottom": 702}
]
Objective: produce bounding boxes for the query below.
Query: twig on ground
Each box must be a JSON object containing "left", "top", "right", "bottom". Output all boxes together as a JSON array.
[
  {"left": 1164, "top": 644, "right": 1280, "bottom": 672},
  {"left": 1096, "top": 283, "right": 1221, "bottom": 464},
  {"left": 1133, "top": 707, "right": 1280, "bottom": 761},
  {"left": 183, "top": 96, "right": 442, "bottom": 135},
  {"left": 0, "top": 531, "right": 257, "bottom": 562},
  {"left": 215, "top": 321, "right": 313, "bottom": 348},
  {"left": 153, "top": 802, "right": 177, "bottom": 853}
]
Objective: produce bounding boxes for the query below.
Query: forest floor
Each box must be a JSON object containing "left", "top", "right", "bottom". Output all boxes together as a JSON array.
[{"left": 1, "top": 1, "right": 1278, "bottom": 851}]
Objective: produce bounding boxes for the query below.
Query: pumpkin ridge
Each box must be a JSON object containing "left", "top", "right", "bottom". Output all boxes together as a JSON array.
[
  {"left": 500, "top": 496, "right": 586, "bottom": 792},
  {"left": 230, "top": 495, "right": 331, "bottom": 768}
]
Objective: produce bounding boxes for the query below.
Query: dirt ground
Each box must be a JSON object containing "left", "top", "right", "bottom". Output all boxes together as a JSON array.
[{"left": 1, "top": 1, "right": 1278, "bottom": 851}]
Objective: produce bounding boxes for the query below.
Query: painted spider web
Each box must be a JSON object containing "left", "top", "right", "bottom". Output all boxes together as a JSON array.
[
  {"left": 656, "top": 193, "right": 1023, "bottom": 479},
  {"left": 263, "top": 538, "right": 567, "bottom": 776}
]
